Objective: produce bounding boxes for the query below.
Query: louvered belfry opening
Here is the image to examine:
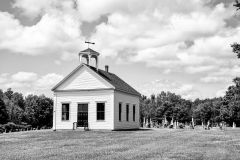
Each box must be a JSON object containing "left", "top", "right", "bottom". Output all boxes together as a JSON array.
[{"left": 79, "top": 48, "right": 100, "bottom": 71}]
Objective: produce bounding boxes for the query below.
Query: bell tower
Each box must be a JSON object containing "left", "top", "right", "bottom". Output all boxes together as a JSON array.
[{"left": 79, "top": 47, "right": 100, "bottom": 71}]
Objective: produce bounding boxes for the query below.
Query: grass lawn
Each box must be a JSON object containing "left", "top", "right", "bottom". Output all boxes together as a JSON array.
[{"left": 1, "top": 127, "right": 240, "bottom": 160}]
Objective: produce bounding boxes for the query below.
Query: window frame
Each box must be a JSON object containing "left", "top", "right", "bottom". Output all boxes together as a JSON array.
[
  {"left": 133, "top": 104, "right": 136, "bottom": 122},
  {"left": 126, "top": 103, "right": 129, "bottom": 121},
  {"left": 61, "top": 102, "right": 70, "bottom": 121},
  {"left": 119, "top": 102, "right": 122, "bottom": 122},
  {"left": 96, "top": 102, "right": 105, "bottom": 121}
]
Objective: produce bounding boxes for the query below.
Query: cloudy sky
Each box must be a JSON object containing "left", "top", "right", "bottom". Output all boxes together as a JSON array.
[{"left": 0, "top": 0, "right": 240, "bottom": 100}]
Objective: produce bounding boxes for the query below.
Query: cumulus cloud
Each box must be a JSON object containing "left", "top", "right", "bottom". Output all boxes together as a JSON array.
[
  {"left": 2, "top": 0, "right": 237, "bottom": 74},
  {"left": 211, "top": 65, "right": 240, "bottom": 76},
  {"left": 1, "top": 0, "right": 240, "bottom": 99},
  {"left": 135, "top": 79, "right": 201, "bottom": 100},
  {"left": 3, "top": 82, "right": 31, "bottom": 88},
  {"left": 81, "top": 0, "right": 240, "bottom": 82},
  {"left": 54, "top": 60, "right": 62, "bottom": 65},
  {"left": 200, "top": 76, "right": 232, "bottom": 83},
  {"left": 34, "top": 73, "right": 64, "bottom": 90},
  {"left": 0, "top": 73, "right": 9, "bottom": 84},
  {"left": 11, "top": 72, "right": 37, "bottom": 82},
  {"left": 25, "top": 91, "right": 35, "bottom": 97},
  {"left": 199, "top": 65, "right": 240, "bottom": 83},
  {"left": 0, "top": 0, "right": 84, "bottom": 60},
  {"left": 13, "top": 0, "right": 76, "bottom": 19},
  {"left": 185, "top": 66, "right": 218, "bottom": 74},
  {"left": 0, "top": 11, "right": 84, "bottom": 57},
  {"left": 216, "top": 83, "right": 234, "bottom": 97},
  {"left": 0, "top": 72, "right": 63, "bottom": 91}
]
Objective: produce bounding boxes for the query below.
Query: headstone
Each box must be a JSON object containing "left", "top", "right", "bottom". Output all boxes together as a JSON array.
[
  {"left": 171, "top": 117, "right": 173, "bottom": 125},
  {"left": 233, "top": 122, "right": 236, "bottom": 129},
  {"left": 192, "top": 117, "right": 194, "bottom": 126},
  {"left": 174, "top": 121, "right": 177, "bottom": 129}
]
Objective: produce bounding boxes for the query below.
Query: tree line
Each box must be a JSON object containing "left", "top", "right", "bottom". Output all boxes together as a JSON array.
[
  {"left": 140, "top": 77, "right": 240, "bottom": 127},
  {"left": 0, "top": 88, "right": 53, "bottom": 128},
  {"left": 1, "top": 77, "right": 240, "bottom": 129}
]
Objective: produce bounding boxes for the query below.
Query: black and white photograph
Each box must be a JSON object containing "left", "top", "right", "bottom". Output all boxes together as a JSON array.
[{"left": 1, "top": 0, "right": 240, "bottom": 159}]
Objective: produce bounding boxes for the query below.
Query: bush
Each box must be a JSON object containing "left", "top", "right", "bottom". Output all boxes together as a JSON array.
[
  {"left": 178, "top": 123, "right": 185, "bottom": 129},
  {"left": 3, "top": 122, "right": 32, "bottom": 132},
  {"left": 4, "top": 122, "right": 17, "bottom": 132},
  {"left": 0, "top": 125, "right": 5, "bottom": 133}
]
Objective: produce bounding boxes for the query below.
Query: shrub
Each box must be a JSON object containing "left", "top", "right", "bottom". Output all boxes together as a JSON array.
[
  {"left": 0, "top": 125, "right": 5, "bottom": 133},
  {"left": 178, "top": 123, "right": 185, "bottom": 129},
  {"left": 4, "top": 122, "right": 17, "bottom": 132},
  {"left": 3, "top": 122, "right": 32, "bottom": 132},
  {"left": 169, "top": 124, "right": 173, "bottom": 129}
]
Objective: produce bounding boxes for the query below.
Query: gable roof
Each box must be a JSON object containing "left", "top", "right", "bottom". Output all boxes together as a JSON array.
[
  {"left": 52, "top": 64, "right": 141, "bottom": 97},
  {"left": 86, "top": 65, "right": 141, "bottom": 96}
]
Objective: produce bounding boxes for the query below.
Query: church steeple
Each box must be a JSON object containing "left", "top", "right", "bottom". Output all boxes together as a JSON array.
[{"left": 79, "top": 48, "right": 100, "bottom": 71}]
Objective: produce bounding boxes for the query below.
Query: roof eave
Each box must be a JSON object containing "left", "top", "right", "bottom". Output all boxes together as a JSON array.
[
  {"left": 51, "top": 63, "right": 116, "bottom": 91},
  {"left": 51, "top": 63, "right": 84, "bottom": 91},
  {"left": 54, "top": 88, "right": 115, "bottom": 92},
  {"left": 83, "top": 64, "right": 115, "bottom": 89},
  {"left": 115, "top": 88, "right": 141, "bottom": 97}
]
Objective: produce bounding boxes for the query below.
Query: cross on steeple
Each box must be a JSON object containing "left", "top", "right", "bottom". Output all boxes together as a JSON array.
[{"left": 85, "top": 41, "right": 95, "bottom": 48}]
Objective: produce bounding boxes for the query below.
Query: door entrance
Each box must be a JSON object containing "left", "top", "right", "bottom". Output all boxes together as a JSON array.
[{"left": 77, "top": 103, "right": 88, "bottom": 127}]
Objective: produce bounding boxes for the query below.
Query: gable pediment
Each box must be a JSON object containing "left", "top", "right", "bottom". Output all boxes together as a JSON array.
[{"left": 53, "top": 65, "right": 113, "bottom": 91}]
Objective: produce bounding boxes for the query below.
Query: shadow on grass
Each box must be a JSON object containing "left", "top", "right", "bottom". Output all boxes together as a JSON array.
[{"left": 112, "top": 128, "right": 152, "bottom": 132}]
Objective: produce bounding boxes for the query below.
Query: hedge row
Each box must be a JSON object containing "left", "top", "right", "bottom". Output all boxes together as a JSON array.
[
  {"left": 0, "top": 122, "right": 32, "bottom": 133},
  {"left": 0, "top": 122, "right": 51, "bottom": 133}
]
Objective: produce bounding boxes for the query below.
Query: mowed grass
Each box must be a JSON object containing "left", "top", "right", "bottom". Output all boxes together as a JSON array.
[{"left": 1, "top": 127, "right": 240, "bottom": 160}]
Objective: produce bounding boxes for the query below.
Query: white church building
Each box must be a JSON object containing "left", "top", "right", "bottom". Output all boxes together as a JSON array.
[{"left": 52, "top": 48, "right": 141, "bottom": 130}]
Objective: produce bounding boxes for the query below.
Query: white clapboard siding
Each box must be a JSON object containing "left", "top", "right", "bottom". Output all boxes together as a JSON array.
[
  {"left": 113, "top": 90, "right": 140, "bottom": 130},
  {"left": 56, "top": 66, "right": 111, "bottom": 90},
  {"left": 54, "top": 90, "right": 114, "bottom": 130}
]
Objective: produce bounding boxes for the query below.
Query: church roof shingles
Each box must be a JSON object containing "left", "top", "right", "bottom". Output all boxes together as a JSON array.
[{"left": 87, "top": 65, "right": 141, "bottom": 97}]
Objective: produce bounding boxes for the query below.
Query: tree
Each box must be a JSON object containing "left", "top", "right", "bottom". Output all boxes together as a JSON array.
[
  {"left": 220, "top": 78, "right": 240, "bottom": 127},
  {"left": 194, "top": 101, "right": 213, "bottom": 125},
  {"left": 24, "top": 95, "right": 39, "bottom": 127},
  {"left": 4, "top": 88, "right": 13, "bottom": 100},
  {"left": 2, "top": 89, "right": 25, "bottom": 124},
  {"left": 212, "top": 97, "right": 222, "bottom": 123},
  {"left": 233, "top": 0, "right": 240, "bottom": 11},
  {"left": 0, "top": 89, "right": 3, "bottom": 100},
  {"left": 175, "top": 99, "right": 192, "bottom": 123},
  {"left": 36, "top": 95, "right": 53, "bottom": 127},
  {"left": 10, "top": 92, "right": 25, "bottom": 124},
  {"left": 3, "top": 88, "right": 14, "bottom": 122},
  {"left": 232, "top": 1, "right": 240, "bottom": 56},
  {"left": 24, "top": 94, "right": 53, "bottom": 127},
  {"left": 0, "top": 98, "right": 8, "bottom": 124},
  {"left": 155, "top": 91, "right": 188, "bottom": 124}
]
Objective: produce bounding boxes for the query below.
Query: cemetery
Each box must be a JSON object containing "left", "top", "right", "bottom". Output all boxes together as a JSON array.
[{"left": 1, "top": 125, "right": 240, "bottom": 159}]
